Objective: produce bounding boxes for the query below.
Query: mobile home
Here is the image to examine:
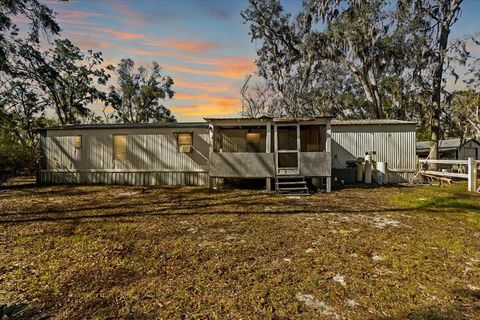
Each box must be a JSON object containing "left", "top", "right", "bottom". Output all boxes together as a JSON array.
[{"left": 38, "top": 117, "right": 417, "bottom": 192}]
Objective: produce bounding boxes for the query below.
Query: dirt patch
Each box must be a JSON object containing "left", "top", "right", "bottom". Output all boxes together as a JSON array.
[{"left": 295, "top": 293, "right": 339, "bottom": 318}]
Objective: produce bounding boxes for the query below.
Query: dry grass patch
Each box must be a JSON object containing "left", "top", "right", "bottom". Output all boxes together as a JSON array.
[{"left": 0, "top": 183, "right": 479, "bottom": 319}]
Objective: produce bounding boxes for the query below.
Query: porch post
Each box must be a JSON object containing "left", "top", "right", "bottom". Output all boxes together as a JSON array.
[
  {"left": 326, "top": 120, "right": 332, "bottom": 192},
  {"left": 208, "top": 124, "right": 215, "bottom": 189},
  {"left": 296, "top": 122, "right": 301, "bottom": 162},
  {"left": 266, "top": 122, "right": 272, "bottom": 191},
  {"left": 274, "top": 123, "right": 278, "bottom": 174}
]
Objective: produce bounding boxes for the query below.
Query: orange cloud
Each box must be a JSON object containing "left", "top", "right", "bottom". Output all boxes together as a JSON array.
[
  {"left": 171, "top": 92, "right": 240, "bottom": 116},
  {"left": 122, "top": 48, "right": 168, "bottom": 57},
  {"left": 96, "top": 27, "right": 145, "bottom": 40},
  {"left": 165, "top": 57, "right": 255, "bottom": 79},
  {"left": 73, "top": 25, "right": 145, "bottom": 40},
  {"left": 56, "top": 9, "right": 103, "bottom": 20},
  {"left": 109, "top": 0, "right": 147, "bottom": 26},
  {"left": 175, "top": 92, "right": 212, "bottom": 100},
  {"left": 175, "top": 92, "right": 238, "bottom": 103},
  {"left": 174, "top": 80, "right": 231, "bottom": 93},
  {"left": 145, "top": 39, "right": 218, "bottom": 53},
  {"left": 75, "top": 39, "right": 114, "bottom": 49},
  {"left": 70, "top": 31, "right": 101, "bottom": 38},
  {"left": 171, "top": 102, "right": 240, "bottom": 116},
  {"left": 56, "top": 18, "right": 99, "bottom": 27}
]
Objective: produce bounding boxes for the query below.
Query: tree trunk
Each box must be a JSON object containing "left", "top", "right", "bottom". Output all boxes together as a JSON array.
[
  {"left": 368, "top": 68, "right": 383, "bottom": 119},
  {"left": 430, "top": 19, "right": 451, "bottom": 169},
  {"left": 346, "top": 62, "right": 384, "bottom": 119},
  {"left": 359, "top": 78, "right": 383, "bottom": 119}
]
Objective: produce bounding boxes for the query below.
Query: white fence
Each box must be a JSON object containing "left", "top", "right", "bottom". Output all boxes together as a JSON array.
[{"left": 418, "top": 158, "right": 479, "bottom": 192}]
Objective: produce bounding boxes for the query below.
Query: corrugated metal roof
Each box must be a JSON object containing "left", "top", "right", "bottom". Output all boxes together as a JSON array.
[
  {"left": 39, "top": 118, "right": 416, "bottom": 131},
  {"left": 204, "top": 116, "right": 334, "bottom": 121},
  {"left": 204, "top": 116, "right": 272, "bottom": 121},
  {"left": 38, "top": 122, "right": 209, "bottom": 131},
  {"left": 332, "top": 119, "right": 417, "bottom": 125}
]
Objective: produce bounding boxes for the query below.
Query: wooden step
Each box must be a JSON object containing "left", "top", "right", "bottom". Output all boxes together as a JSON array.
[
  {"left": 276, "top": 180, "right": 306, "bottom": 185},
  {"left": 280, "top": 192, "right": 310, "bottom": 197},
  {"left": 278, "top": 187, "right": 308, "bottom": 191},
  {"left": 275, "top": 174, "right": 309, "bottom": 195},
  {"left": 277, "top": 175, "right": 305, "bottom": 179}
]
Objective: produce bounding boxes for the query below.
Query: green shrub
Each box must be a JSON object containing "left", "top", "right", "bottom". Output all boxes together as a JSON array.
[{"left": 0, "top": 121, "right": 36, "bottom": 185}]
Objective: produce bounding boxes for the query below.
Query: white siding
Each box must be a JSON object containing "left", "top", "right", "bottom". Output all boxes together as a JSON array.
[
  {"left": 40, "top": 127, "right": 210, "bottom": 186},
  {"left": 332, "top": 124, "right": 416, "bottom": 183}
]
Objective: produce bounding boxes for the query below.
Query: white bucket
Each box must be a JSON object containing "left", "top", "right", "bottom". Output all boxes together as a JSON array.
[{"left": 377, "top": 162, "right": 388, "bottom": 185}]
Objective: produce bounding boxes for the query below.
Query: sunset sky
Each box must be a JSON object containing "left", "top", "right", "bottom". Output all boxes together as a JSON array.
[{"left": 38, "top": 0, "right": 480, "bottom": 121}]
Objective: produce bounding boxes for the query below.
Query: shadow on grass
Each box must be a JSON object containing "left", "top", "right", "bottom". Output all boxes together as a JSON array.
[
  {"left": 404, "top": 196, "right": 480, "bottom": 212},
  {"left": 0, "top": 192, "right": 274, "bottom": 217},
  {"left": 2, "top": 195, "right": 477, "bottom": 225},
  {"left": 2, "top": 183, "right": 479, "bottom": 225},
  {"left": 0, "top": 182, "right": 38, "bottom": 191},
  {"left": 333, "top": 184, "right": 414, "bottom": 191},
  {"left": 0, "top": 303, "right": 31, "bottom": 320},
  {"left": 393, "top": 287, "right": 480, "bottom": 320},
  {"left": 0, "top": 206, "right": 419, "bottom": 225}
]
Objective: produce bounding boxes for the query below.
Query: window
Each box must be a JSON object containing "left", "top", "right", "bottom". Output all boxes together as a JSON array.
[
  {"left": 300, "top": 126, "right": 326, "bottom": 152},
  {"left": 277, "top": 126, "right": 297, "bottom": 150},
  {"left": 307, "top": 127, "right": 320, "bottom": 151},
  {"left": 246, "top": 131, "right": 261, "bottom": 152},
  {"left": 113, "top": 134, "right": 127, "bottom": 160},
  {"left": 74, "top": 135, "right": 82, "bottom": 149},
  {"left": 177, "top": 132, "right": 193, "bottom": 153}
]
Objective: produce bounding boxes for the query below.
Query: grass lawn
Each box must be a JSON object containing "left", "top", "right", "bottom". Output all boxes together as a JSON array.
[{"left": 1, "top": 182, "right": 480, "bottom": 319}]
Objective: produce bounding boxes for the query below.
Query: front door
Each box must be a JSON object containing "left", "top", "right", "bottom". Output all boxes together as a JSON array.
[{"left": 274, "top": 124, "right": 300, "bottom": 175}]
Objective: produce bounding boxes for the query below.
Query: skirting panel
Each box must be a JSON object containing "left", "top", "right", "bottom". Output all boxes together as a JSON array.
[{"left": 38, "top": 171, "right": 209, "bottom": 186}]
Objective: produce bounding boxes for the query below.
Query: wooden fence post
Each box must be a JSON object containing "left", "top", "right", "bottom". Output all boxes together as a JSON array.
[{"left": 468, "top": 157, "right": 477, "bottom": 192}]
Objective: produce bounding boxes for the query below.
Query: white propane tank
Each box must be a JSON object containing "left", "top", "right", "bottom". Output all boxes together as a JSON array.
[
  {"left": 376, "top": 162, "right": 388, "bottom": 185},
  {"left": 364, "top": 154, "right": 372, "bottom": 184}
]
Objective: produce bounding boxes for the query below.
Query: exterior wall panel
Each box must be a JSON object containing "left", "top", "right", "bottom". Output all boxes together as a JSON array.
[
  {"left": 40, "top": 127, "right": 210, "bottom": 186},
  {"left": 209, "top": 152, "right": 275, "bottom": 178},
  {"left": 300, "top": 152, "right": 331, "bottom": 176},
  {"left": 332, "top": 124, "right": 416, "bottom": 183}
]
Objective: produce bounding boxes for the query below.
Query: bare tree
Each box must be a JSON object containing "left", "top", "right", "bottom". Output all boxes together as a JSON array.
[
  {"left": 240, "top": 75, "right": 277, "bottom": 118},
  {"left": 242, "top": 0, "right": 328, "bottom": 117}
]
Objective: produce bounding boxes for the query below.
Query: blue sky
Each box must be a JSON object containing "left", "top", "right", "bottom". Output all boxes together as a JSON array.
[{"left": 38, "top": 0, "right": 480, "bottom": 121}]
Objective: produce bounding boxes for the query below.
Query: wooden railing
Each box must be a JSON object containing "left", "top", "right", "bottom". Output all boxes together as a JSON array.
[{"left": 418, "top": 158, "right": 478, "bottom": 192}]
